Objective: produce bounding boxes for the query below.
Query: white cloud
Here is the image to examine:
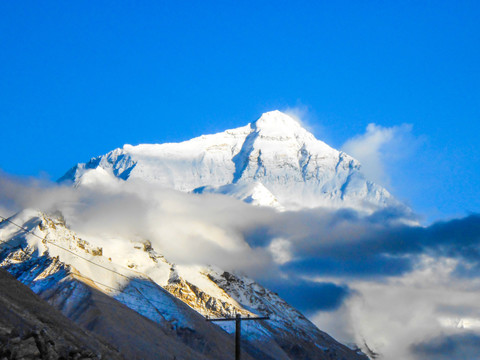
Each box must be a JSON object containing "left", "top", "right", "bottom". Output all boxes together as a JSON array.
[
  {"left": 282, "top": 105, "right": 325, "bottom": 137},
  {"left": 342, "top": 123, "right": 414, "bottom": 187},
  {"left": 268, "top": 238, "right": 293, "bottom": 264},
  {"left": 312, "top": 256, "right": 480, "bottom": 360},
  {"left": 0, "top": 170, "right": 276, "bottom": 275}
]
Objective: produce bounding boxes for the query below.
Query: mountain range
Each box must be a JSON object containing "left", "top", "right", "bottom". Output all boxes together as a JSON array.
[{"left": 0, "top": 111, "right": 392, "bottom": 359}]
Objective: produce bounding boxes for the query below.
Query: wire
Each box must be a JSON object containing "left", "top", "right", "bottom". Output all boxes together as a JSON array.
[
  {"left": 0, "top": 213, "right": 176, "bottom": 317},
  {"left": 0, "top": 213, "right": 253, "bottom": 327},
  {"left": 0, "top": 214, "right": 132, "bottom": 280}
]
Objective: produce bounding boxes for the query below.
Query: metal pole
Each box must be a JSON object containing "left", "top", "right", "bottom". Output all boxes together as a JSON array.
[
  {"left": 206, "top": 314, "right": 269, "bottom": 360},
  {"left": 235, "top": 313, "right": 241, "bottom": 360}
]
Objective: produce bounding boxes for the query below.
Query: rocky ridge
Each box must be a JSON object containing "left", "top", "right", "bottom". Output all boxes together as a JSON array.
[
  {"left": 0, "top": 210, "right": 368, "bottom": 360},
  {"left": 0, "top": 268, "right": 123, "bottom": 360}
]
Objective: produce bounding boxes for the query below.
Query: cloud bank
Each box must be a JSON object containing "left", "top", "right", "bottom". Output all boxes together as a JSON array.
[{"left": 1, "top": 170, "right": 480, "bottom": 360}]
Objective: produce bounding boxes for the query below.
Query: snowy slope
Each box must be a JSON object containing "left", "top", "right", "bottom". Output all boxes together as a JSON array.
[
  {"left": 0, "top": 210, "right": 367, "bottom": 360},
  {"left": 60, "top": 110, "right": 397, "bottom": 212}
]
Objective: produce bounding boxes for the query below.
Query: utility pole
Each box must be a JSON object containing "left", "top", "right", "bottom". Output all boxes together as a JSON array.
[{"left": 206, "top": 313, "right": 269, "bottom": 360}]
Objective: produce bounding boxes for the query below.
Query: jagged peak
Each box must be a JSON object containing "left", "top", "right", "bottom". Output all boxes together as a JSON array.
[
  {"left": 58, "top": 110, "right": 397, "bottom": 212},
  {"left": 252, "top": 110, "right": 304, "bottom": 133}
]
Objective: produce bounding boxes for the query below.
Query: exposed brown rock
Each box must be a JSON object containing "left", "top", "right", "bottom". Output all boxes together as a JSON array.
[{"left": 0, "top": 268, "right": 122, "bottom": 360}]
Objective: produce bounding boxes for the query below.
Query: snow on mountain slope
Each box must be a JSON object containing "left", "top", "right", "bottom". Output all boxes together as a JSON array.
[
  {"left": 59, "top": 110, "right": 397, "bottom": 212},
  {"left": 194, "top": 182, "right": 284, "bottom": 209},
  {"left": 0, "top": 210, "right": 368, "bottom": 360}
]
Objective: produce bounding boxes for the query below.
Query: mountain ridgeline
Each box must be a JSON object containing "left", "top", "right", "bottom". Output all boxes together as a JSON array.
[
  {"left": 0, "top": 111, "right": 383, "bottom": 359},
  {"left": 0, "top": 210, "right": 368, "bottom": 359},
  {"left": 60, "top": 110, "right": 397, "bottom": 212}
]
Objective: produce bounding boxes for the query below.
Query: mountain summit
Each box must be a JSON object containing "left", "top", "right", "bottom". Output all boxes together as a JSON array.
[
  {"left": 0, "top": 111, "right": 378, "bottom": 359},
  {"left": 251, "top": 109, "right": 305, "bottom": 134},
  {"left": 60, "top": 110, "right": 397, "bottom": 211}
]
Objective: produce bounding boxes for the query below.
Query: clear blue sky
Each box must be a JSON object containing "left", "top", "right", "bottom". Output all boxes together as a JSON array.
[{"left": 1, "top": 1, "right": 479, "bottom": 221}]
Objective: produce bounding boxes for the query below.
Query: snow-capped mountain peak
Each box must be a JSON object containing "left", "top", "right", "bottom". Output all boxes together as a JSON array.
[
  {"left": 252, "top": 110, "right": 304, "bottom": 135},
  {"left": 60, "top": 110, "right": 400, "bottom": 212}
]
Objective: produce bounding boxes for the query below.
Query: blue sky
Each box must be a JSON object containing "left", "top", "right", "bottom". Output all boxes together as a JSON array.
[{"left": 1, "top": 1, "right": 479, "bottom": 221}]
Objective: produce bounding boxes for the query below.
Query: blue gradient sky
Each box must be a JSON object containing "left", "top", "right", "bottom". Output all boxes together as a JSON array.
[{"left": 1, "top": 1, "right": 479, "bottom": 221}]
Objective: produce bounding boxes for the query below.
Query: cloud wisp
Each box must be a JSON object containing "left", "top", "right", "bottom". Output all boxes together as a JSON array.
[
  {"left": 342, "top": 123, "right": 416, "bottom": 187},
  {"left": 0, "top": 170, "right": 277, "bottom": 275}
]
